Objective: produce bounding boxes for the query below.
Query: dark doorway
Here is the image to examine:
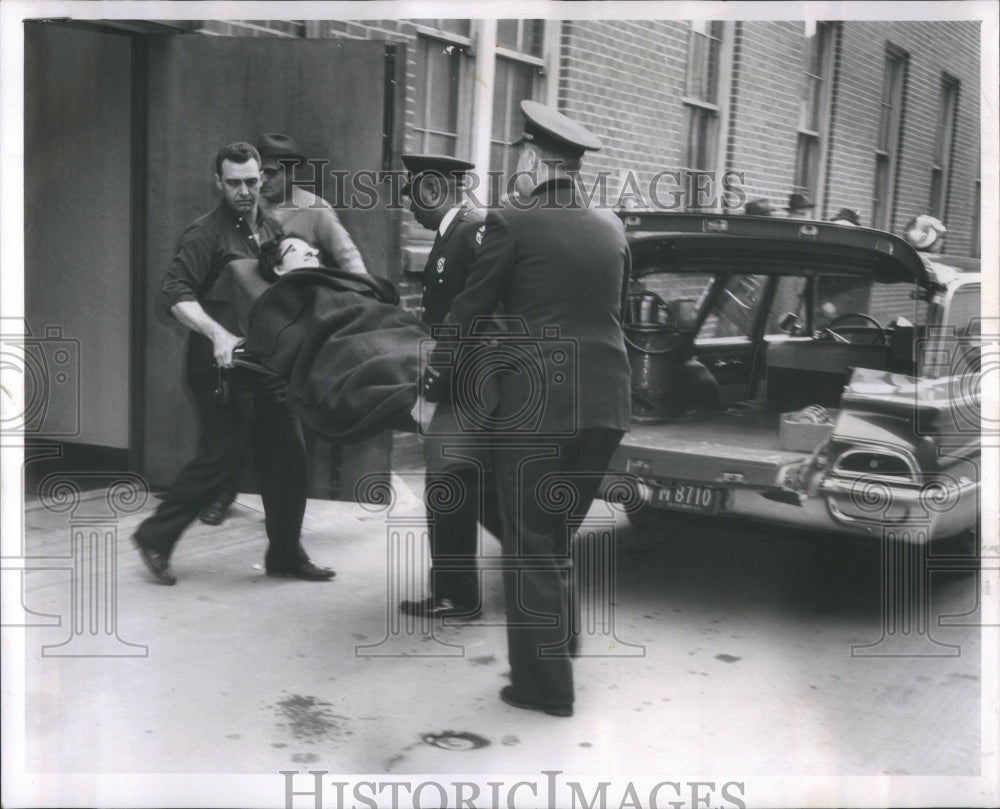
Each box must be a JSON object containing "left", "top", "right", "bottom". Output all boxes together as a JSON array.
[
  {"left": 25, "top": 26, "right": 402, "bottom": 490},
  {"left": 24, "top": 22, "right": 136, "bottom": 485}
]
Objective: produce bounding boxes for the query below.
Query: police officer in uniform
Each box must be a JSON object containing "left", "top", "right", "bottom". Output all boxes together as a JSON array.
[
  {"left": 399, "top": 154, "right": 501, "bottom": 619},
  {"left": 413, "top": 103, "right": 632, "bottom": 716}
]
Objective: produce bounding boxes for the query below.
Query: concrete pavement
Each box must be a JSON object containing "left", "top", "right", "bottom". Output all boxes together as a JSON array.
[{"left": 7, "top": 471, "right": 994, "bottom": 808}]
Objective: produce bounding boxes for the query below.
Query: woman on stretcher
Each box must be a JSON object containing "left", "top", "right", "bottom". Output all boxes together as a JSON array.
[{"left": 208, "top": 233, "right": 430, "bottom": 442}]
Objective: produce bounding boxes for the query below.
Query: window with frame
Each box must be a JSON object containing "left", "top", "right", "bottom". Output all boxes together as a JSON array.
[
  {"left": 489, "top": 19, "right": 546, "bottom": 194},
  {"left": 412, "top": 22, "right": 474, "bottom": 156},
  {"left": 872, "top": 48, "right": 908, "bottom": 231},
  {"left": 682, "top": 21, "right": 725, "bottom": 210},
  {"left": 930, "top": 75, "right": 959, "bottom": 221},
  {"left": 794, "top": 22, "right": 837, "bottom": 202}
]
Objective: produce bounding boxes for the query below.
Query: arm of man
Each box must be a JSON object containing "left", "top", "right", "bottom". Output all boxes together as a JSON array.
[
  {"left": 414, "top": 209, "right": 515, "bottom": 424},
  {"left": 160, "top": 214, "right": 243, "bottom": 368},
  {"left": 443, "top": 210, "right": 515, "bottom": 333},
  {"left": 169, "top": 300, "right": 243, "bottom": 368},
  {"left": 314, "top": 207, "right": 368, "bottom": 275}
]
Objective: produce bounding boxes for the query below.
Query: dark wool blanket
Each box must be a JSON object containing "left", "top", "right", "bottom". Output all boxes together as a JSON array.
[{"left": 240, "top": 268, "right": 429, "bottom": 442}]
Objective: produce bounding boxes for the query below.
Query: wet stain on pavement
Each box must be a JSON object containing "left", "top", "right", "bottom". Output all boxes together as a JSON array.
[
  {"left": 421, "top": 731, "right": 490, "bottom": 751},
  {"left": 274, "top": 694, "right": 352, "bottom": 746},
  {"left": 579, "top": 742, "right": 592, "bottom": 748},
  {"left": 225, "top": 733, "right": 240, "bottom": 739},
  {"left": 271, "top": 742, "right": 287, "bottom": 748},
  {"left": 469, "top": 655, "right": 497, "bottom": 666},
  {"left": 291, "top": 752, "right": 320, "bottom": 763},
  {"left": 715, "top": 653, "right": 741, "bottom": 663},
  {"left": 501, "top": 735, "right": 519, "bottom": 746},
  {"left": 385, "top": 752, "right": 407, "bottom": 770}
]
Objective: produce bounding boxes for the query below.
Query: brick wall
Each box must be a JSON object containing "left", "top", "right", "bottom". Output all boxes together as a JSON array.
[
  {"left": 727, "top": 21, "right": 808, "bottom": 205},
  {"left": 557, "top": 20, "right": 689, "bottom": 205},
  {"left": 827, "top": 21, "right": 980, "bottom": 252},
  {"left": 186, "top": 16, "right": 983, "bottom": 258}
]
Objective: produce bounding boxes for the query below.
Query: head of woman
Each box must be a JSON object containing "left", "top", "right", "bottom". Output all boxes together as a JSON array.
[{"left": 259, "top": 235, "right": 321, "bottom": 281}]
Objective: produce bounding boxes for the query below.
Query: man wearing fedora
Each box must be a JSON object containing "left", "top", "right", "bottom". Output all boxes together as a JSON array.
[
  {"left": 397, "top": 154, "right": 503, "bottom": 621},
  {"left": 257, "top": 133, "right": 368, "bottom": 275},
  {"left": 785, "top": 191, "right": 816, "bottom": 219},
  {"left": 413, "top": 101, "right": 631, "bottom": 717},
  {"left": 830, "top": 207, "right": 862, "bottom": 226},
  {"left": 132, "top": 140, "right": 335, "bottom": 586},
  {"left": 744, "top": 198, "right": 778, "bottom": 216}
]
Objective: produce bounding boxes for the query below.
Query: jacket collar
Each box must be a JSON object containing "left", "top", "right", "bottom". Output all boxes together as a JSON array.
[{"left": 528, "top": 176, "right": 577, "bottom": 205}]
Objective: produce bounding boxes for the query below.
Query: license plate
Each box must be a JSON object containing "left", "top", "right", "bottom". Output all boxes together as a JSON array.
[{"left": 649, "top": 482, "right": 721, "bottom": 514}]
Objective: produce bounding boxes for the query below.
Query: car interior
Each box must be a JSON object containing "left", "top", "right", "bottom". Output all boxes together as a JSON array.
[{"left": 624, "top": 267, "right": 938, "bottom": 421}]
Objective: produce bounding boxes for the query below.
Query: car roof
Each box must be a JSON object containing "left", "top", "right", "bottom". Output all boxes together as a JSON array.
[{"left": 620, "top": 212, "right": 934, "bottom": 287}]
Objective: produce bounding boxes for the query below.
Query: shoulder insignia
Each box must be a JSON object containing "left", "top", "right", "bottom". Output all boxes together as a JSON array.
[
  {"left": 476, "top": 225, "right": 485, "bottom": 246},
  {"left": 436, "top": 257, "right": 446, "bottom": 274}
]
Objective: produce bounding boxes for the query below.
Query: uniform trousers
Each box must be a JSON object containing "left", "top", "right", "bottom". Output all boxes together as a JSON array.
[
  {"left": 423, "top": 462, "right": 503, "bottom": 608},
  {"left": 136, "top": 346, "right": 309, "bottom": 569},
  {"left": 422, "top": 398, "right": 503, "bottom": 607},
  {"left": 492, "top": 427, "right": 625, "bottom": 707}
]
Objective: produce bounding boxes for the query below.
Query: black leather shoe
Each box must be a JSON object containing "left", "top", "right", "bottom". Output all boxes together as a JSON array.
[
  {"left": 198, "top": 500, "right": 229, "bottom": 526},
  {"left": 133, "top": 537, "right": 177, "bottom": 586},
  {"left": 399, "top": 596, "right": 481, "bottom": 620},
  {"left": 266, "top": 561, "right": 336, "bottom": 581},
  {"left": 499, "top": 685, "right": 573, "bottom": 717}
]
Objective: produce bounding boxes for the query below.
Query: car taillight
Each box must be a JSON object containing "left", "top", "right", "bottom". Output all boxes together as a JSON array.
[{"left": 833, "top": 449, "right": 916, "bottom": 480}]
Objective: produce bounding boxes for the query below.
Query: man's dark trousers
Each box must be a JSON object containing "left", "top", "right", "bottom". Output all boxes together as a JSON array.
[
  {"left": 425, "top": 463, "right": 502, "bottom": 608},
  {"left": 492, "top": 428, "right": 625, "bottom": 708},
  {"left": 136, "top": 338, "right": 308, "bottom": 569}
]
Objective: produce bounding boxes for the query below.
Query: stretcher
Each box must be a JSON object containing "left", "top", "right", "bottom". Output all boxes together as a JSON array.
[{"left": 208, "top": 259, "right": 430, "bottom": 442}]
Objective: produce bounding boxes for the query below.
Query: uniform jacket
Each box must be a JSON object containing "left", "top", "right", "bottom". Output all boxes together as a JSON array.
[
  {"left": 419, "top": 205, "right": 492, "bottom": 472},
  {"left": 424, "top": 177, "right": 632, "bottom": 434},
  {"left": 420, "top": 205, "right": 486, "bottom": 326}
]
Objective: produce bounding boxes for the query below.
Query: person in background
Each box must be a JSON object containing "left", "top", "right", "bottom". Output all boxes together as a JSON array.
[
  {"left": 743, "top": 198, "right": 779, "bottom": 216},
  {"left": 257, "top": 132, "right": 368, "bottom": 275},
  {"left": 830, "top": 207, "right": 861, "bottom": 226},
  {"left": 903, "top": 214, "right": 947, "bottom": 252},
  {"left": 398, "top": 153, "right": 502, "bottom": 620},
  {"left": 785, "top": 191, "right": 816, "bottom": 219}
]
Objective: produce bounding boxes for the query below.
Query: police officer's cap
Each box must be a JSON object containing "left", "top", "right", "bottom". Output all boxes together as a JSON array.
[
  {"left": 401, "top": 154, "right": 475, "bottom": 195},
  {"left": 509, "top": 100, "right": 602, "bottom": 157}
]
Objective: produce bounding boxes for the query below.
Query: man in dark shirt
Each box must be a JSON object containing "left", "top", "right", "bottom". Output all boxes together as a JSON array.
[
  {"left": 133, "top": 141, "right": 334, "bottom": 585},
  {"left": 413, "top": 103, "right": 631, "bottom": 717},
  {"left": 397, "top": 154, "right": 501, "bottom": 620}
]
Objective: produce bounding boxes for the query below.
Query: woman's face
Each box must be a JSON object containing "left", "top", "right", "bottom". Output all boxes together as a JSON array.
[{"left": 276, "top": 237, "right": 321, "bottom": 275}]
